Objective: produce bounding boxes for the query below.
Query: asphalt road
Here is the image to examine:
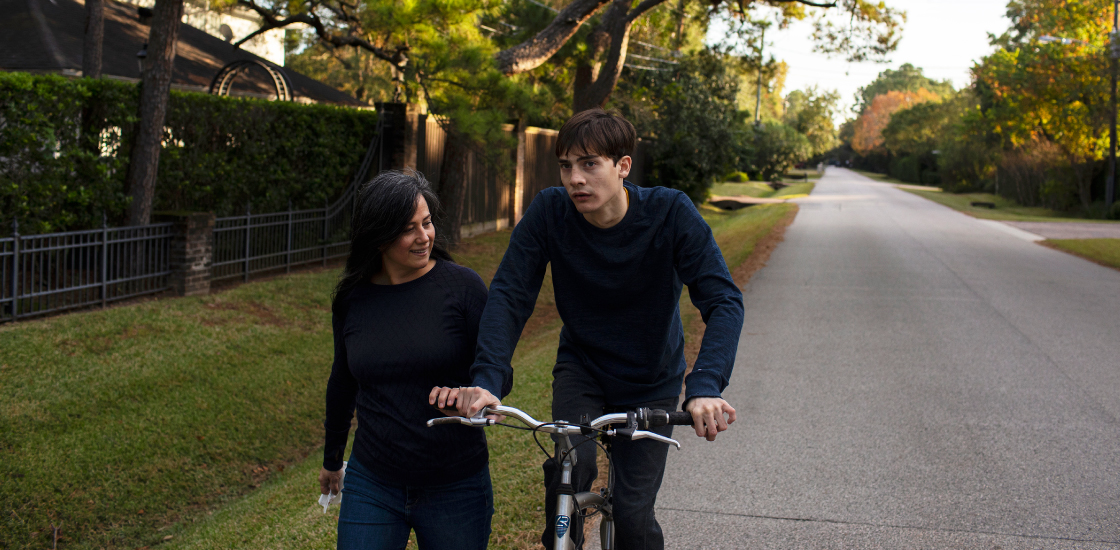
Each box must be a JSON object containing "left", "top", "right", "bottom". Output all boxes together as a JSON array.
[{"left": 656, "top": 168, "right": 1120, "bottom": 549}]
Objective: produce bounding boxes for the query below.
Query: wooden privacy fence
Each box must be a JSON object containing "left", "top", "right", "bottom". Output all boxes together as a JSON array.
[{"left": 379, "top": 103, "right": 653, "bottom": 238}]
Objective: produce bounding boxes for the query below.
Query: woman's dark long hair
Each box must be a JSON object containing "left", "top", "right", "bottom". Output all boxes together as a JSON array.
[{"left": 332, "top": 170, "right": 452, "bottom": 313}]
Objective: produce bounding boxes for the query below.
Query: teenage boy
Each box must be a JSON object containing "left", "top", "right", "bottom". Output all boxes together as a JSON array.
[{"left": 435, "top": 109, "right": 743, "bottom": 549}]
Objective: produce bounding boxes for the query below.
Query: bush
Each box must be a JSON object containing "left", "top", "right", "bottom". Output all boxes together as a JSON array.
[
  {"left": 889, "top": 155, "right": 921, "bottom": 183},
  {"left": 724, "top": 171, "right": 750, "bottom": 182},
  {"left": 744, "top": 123, "right": 813, "bottom": 181},
  {"left": 0, "top": 72, "right": 378, "bottom": 234}
]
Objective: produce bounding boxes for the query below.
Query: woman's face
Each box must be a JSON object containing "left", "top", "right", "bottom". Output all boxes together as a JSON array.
[{"left": 381, "top": 195, "right": 435, "bottom": 275}]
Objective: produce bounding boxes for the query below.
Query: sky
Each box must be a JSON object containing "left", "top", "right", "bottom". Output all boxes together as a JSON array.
[{"left": 707, "top": 0, "right": 1012, "bottom": 122}]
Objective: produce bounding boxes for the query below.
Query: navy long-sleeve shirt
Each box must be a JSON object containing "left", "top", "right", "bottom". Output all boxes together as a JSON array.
[
  {"left": 471, "top": 183, "right": 745, "bottom": 406},
  {"left": 324, "top": 260, "right": 490, "bottom": 485}
]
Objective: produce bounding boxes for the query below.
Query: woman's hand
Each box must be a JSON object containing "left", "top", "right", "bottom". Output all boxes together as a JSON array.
[
  {"left": 429, "top": 386, "right": 503, "bottom": 421},
  {"left": 319, "top": 467, "right": 343, "bottom": 495}
]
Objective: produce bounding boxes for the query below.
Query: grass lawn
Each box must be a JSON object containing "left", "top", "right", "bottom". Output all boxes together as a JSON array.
[
  {"left": 710, "top": 181, "right": 776, "bottom": 198},
  {"left": 1044, "top": 239, "right": 1120, "bottom": 270},
  {"left": 853, "top": 170, "right": 1117, "bottom": 223},
  {"left": 710, "top": 181, "right": 815, "bottom": 201},
  {"left": 0, "top": 199, "right": 799, "bottom": 550}
]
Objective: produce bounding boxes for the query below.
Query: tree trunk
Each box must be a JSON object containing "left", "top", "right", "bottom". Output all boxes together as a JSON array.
[
  {"left": 573, "top": 22, "right": 612, "bottom": 102},
  {"left": 82, "top": 0, "right": 104, "bottom": 78},
  {"left": 573, "top": 0, "right": 633, "bottom": 112},
  {"left": 438, "top": 130, "right": 470, "bottom": 245},
  {"left": 126, "top": 0, "right": 184, "bottom": 226}
]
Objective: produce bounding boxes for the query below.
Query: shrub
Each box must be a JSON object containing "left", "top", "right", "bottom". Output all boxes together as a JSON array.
[
  {"left": 745, "top": 122, "right": 813, "bottom": 181},
  {"left": 889, "top": 155, "right": 921, "bottom": 183},
  {"left": 0, "top": 72, "right": 377, "bottom": 235}
]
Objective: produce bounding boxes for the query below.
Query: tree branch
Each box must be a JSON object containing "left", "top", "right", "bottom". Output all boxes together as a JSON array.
[
  {"left": 495, "top": 0, "right": 612, "bottom": 75},
  {"left": 768, "top": 0, "right": 838, "bottom": 7},
  {"left": 235, "top": 0, "right": 408, "bottom": 66},
  {"left": 625, "top": 0, "right": 666, "bottom": 23}
]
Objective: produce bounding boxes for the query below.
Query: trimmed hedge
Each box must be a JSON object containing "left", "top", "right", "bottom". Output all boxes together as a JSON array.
[{"left": 0, "top": 72, "right": 377, "bottom": 235}]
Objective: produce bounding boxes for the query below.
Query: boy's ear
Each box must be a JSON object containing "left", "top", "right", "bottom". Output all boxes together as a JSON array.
[{"left": 617, "top": 155, "right": 632, "bottom": 178}]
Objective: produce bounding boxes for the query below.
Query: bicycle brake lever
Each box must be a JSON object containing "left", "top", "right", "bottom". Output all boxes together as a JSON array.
[
  {"left": 426, "top": 416, "right": 495, "bottom": 428},
  {"left": 630, "top": 430, "right": 681, "bottom": 449}
]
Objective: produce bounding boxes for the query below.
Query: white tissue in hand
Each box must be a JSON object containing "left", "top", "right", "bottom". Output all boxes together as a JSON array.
[{"left": 317, "top": 461, "right": 347, "bottom": 513}]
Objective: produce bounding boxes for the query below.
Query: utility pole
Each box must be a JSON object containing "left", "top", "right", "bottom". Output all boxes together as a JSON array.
[
  {"left": 1108, "top": 0, "right": 1118, "bottom": 211},
  {"left": 757, "top": 23, "right": 766, "bottom": 126}
]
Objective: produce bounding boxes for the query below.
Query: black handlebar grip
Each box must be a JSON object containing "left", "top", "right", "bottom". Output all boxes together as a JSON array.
[
  {"left": 667, "top": 411, "right": 695, "bottom": 426},
  {"left": 429, "top": 417, "right": 463, "bottom": 426},
  {"left": 646, "top": 409, "right": 695, "bottom": 427}
]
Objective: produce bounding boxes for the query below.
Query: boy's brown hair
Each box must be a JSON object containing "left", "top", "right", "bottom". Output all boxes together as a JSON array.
[{"left": 554, "top": 109, "right": 637, "bottom": 164}]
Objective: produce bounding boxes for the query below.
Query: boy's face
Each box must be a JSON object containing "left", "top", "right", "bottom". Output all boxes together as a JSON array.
[{"left": 557, "top": 148, "right": 632, "bottom": 215}]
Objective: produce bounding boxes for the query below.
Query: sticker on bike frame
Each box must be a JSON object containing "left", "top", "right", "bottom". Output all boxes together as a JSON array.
[{"left": 556, "top": 515, "right": 571, "bottom": 539}]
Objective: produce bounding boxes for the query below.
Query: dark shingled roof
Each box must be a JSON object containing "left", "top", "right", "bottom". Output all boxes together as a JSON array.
[{"left": 0, "top": 0, "right": 366, "bottom": 106}]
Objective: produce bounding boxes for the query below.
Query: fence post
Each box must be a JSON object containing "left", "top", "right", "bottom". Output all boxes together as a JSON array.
[
  {"left": 101, "top": 213, "right": 108, "bottom": 309},
  {"left": 244, "top": 203, "right": 251, "bottom": 283},
  {"left": 321, "top": 197, "right": 328, "bottom": 267},
  {"left": 10, "top": 219, "right": 18, "bottom": 319},
  {"left": 512, "top": 119, "right": 527, "bottom": 226},
  {"left": 156, "top": 212, "right": 215, "bottom": 296},
  {"left": 286, "top": 200, "right": 293, "bottom": 274}
]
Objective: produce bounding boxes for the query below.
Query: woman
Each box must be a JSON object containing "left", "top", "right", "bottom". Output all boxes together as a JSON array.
[{"left": 320, "top": 170, "right": 493, "bottom": 549}]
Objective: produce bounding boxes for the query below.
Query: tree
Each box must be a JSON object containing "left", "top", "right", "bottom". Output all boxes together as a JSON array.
[
  {"left": 849, "top": 88, "right": 940, "bottom": 156},
  {"left": 853, "top": 62, "right": 953, "bottom": 113},
  {"left": 783, "top": 86, "right": 840, "bottom": 156},
  {"left": 616, "top": 48, "right": 747, "bottom": 201},
  {"left": 82, "top": 0, "right": 104, "bottom": 79},
  {"left": 972, "top": 0, "right": 1112, "bottom": 209},
  {"left": 748, "top": 122, "right": 813, "bottom": 179},
  {"left": 494, "top": 0, "right": 903, "bottom": 111},
  {"left": 233, "top": 0, "right": 547, "bottom": 243},
  {"left": 126, "top": 0, "right": 185, "bottom": 225}
]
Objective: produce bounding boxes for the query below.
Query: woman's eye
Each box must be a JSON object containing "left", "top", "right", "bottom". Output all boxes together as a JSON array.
[{"left": 423, "top": 221, "right": 432, "bottom": 227}]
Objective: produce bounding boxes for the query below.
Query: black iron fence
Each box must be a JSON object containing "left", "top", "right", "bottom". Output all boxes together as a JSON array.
[
  {"left": 1, "top": 220, "right": 174, "bottom": 322},
  {"left": 0, "top": 115, "right": 384, "bottom": 323},
  {"left": 211, "top": 191, "right": 355, "bottom": 283}
]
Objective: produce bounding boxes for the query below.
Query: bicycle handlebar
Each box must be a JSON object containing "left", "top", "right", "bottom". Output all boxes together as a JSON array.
[{"left": 426, "top": 405, "right": 693, "bottom": 449}]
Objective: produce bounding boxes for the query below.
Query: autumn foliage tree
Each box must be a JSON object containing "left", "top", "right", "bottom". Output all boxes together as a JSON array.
[
  {"left": 850, "top": 88, "right": 940, "bottom": 156},
  {"left": 971, "top": 0, "right": 1113, "bottom": 210}
]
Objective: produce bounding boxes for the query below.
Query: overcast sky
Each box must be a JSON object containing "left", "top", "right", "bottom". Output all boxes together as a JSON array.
[{"left": 707, "top": 0, "right": 1012, "bottom": 122}]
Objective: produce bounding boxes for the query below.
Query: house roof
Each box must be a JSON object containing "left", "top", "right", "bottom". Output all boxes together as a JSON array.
[{"left": 0, "top": 0, "right": 366, "bottom": 106}]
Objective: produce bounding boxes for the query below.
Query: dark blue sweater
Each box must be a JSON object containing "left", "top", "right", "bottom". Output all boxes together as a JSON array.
[
  {"left": 324, "top": 260, "right": 489, "bottom": 485},
  {"left": 471, "top": 183, "right": 744, "bottom": 406}
]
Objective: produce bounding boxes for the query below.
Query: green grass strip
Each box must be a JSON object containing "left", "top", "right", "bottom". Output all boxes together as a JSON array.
[
  {"left": 2, "top": 200, "right": 800, "bottom": 550},
  {"left": 1044, "top": 238, "right": 1120, "bottom": 270},
  {"left": 853, "top": 169, "right": 1116, "bottom": 224}
]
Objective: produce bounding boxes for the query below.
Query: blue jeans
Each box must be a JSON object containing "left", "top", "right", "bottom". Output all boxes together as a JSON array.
[{"left": 336, "top": 457, "right": 493, "bottom": 550}]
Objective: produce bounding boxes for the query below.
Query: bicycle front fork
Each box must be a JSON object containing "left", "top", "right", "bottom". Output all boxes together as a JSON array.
[{"left": 554, "top": 434, "right": 615, "bottom": 550}]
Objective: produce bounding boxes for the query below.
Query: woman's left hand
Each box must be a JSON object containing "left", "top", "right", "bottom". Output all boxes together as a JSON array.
[{"left": 429, "top": 386, "right": 503, "bottom": 421}]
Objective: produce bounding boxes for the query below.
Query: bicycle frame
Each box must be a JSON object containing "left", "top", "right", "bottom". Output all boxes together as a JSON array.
[{"left": 427, "top": 405, "right": 681, "bottom": 550}]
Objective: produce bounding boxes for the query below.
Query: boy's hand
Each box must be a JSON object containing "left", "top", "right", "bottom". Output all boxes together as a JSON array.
[
  {"left": 428, "top": 386, "right": 503, "bottom": 421},
  {"left": 684, "top": 397, "right": 736, "bottom": 441}
]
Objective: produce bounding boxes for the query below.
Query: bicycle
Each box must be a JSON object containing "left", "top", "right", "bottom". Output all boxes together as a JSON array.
[{"left": 428, "top": 404, "right": 694, "bottom": 550}]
